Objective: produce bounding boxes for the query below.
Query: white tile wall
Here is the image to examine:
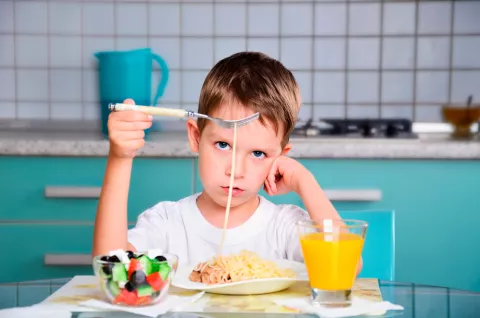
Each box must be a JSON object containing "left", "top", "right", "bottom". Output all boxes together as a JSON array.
[
  {"left": 1, "top": 0, "right": 479, "bottom": 123},
  {"left": 315, "top": 4, "right": 346, "bottom": 36},
  {"left": 149, "top": 4, "right": 180, "bottom": 36},
  {"left": 215, "top": 38, "right": 246, "bottom": 63},
  {"left": 16, "top": 36, "right": 48, "bottom": 67},
  {"left": 182, "top": 4, "right": 213, "bottom": 36},
  {"left": 48, "top": 2, "right": 81, "bottom": 35},
  {"left": 0, "top": 69, "right": 15, "bottom": 100},
  {"left": 247, "top": 38, "right": 279, "bottom": 60},
  {"left": 417, "top": 37, "right": 451, "bottom": 69},
  {"left": 82, "top": 3, "right": 114, "bottom": 36},
  {"left": 383, "top": 3, "right": 415, "bottom": 35},
  {"left": 281, "top": 39, "right": 312, "bottom": 70},
  {"left": 416, "top": 71, "right": 450, "bottom": 103},
  {"left": 418, "top": 2, "right": 451, "bottom": 35},
  {"left": 282, "top": 3, "right": 312, "bottom": 36},
  {"left": 348, "top": 38, "right": 380, "bottom": 70},
  {"left": 215, "top": 4, "right": 246, "bottom": 36},
  {"left": 348, "top": 72, "right": 379, "bottom": 104},
  {"left": 292, "top": 71, "right": 312, "bottom": 104},
  {"left": 314, "top": 39, "right": 345, "bottom": 70},
  {"left": 348, "top": 105, "right": 379, "bottom": 119},
  {"left": 14, "top": 2, "right": 48, "bottom": 34},
  {"left": 0, "top": 1, "right": 14, "bottom": 33},
  {"left": 349, "top": 3, "right": 381, "bottom": 36},
  {"left": 314, "top": 72, "right": 345, "bottom": 103},
  {"left": 248, "top": 4, "right": 279, "bottom": 36},
  {"left": 382, "top": 38, "right": 415, "bottom": 69},
  {"left": 0, "top": 35, "right": 14, "bottom": 67},
  {"left": 116, "top": 4, "right": 148, "bottom": 36},
  {"left": 381, "top": 72, "right": 414, "bottom": 103}
]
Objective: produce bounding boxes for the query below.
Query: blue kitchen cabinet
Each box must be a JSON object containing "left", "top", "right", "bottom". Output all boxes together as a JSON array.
[
  {"left": 2, "top": 156, "right": 479, "bottom": 293},
  {"left": 0, "top": 224, "right": 95, "bottom": 283},
  {"left": 194, "top": 158, "right": 480, "bottom": 292},
  {"left": 0, "top": 156, "right": 193, "bottom": 222}
]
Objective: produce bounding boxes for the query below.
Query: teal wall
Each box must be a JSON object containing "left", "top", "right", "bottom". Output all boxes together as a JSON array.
[{"left": 1, "top": 156, "right": 479, "bottom": 295}]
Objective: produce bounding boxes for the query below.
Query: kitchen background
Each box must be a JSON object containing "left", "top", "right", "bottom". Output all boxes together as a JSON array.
[
  {"left": 1, "top": 1, "right": 480, "bottom": 307},
  {"left": 0, "top": 0, "right": 479, "bottom": 129}
]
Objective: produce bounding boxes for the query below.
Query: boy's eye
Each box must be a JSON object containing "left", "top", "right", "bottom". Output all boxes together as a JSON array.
[
  {"left": 215, "top": 142, "right": 231, "bottom": 151},
  {"left": 252, "top": 151, "right": 266, "bottom": 158}
]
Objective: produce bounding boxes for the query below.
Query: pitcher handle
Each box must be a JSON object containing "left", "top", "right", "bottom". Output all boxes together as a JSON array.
[{"left": 151, "top": 53, "right": 169, "bottom": 105}]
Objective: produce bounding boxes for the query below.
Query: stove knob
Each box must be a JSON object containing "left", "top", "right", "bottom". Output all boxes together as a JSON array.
[
  {"left": 385, "top": 125, "right": 398, "bottom": 137},
  {"left": 361, "top": 124, "right": 376, "bottom": 137}
]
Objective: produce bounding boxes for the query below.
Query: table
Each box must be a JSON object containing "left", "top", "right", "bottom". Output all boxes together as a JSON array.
[{"left": 1, "top": 278, "right": 480, "bottom": 318}]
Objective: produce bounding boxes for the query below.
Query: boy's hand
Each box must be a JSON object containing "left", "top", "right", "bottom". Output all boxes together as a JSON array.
[
  {"left": 264, "top": 156, "right": 313, "bottom": 196},
  {"left": 108, "top": 99, "right": 152, "bottom": 159}
]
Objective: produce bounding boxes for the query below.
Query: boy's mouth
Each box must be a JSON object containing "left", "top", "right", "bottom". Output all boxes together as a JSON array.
[{"left": 221, "top": 186, "right": 244, "bottom": 196}]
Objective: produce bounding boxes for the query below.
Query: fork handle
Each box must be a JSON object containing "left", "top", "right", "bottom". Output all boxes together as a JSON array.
[{"left": 109, "top": 103, "right": 187, "bottom": 118}]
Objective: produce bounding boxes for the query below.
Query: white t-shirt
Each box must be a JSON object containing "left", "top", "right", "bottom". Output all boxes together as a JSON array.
[{"left": 127, "top": 193, "right": 308, "bottom": 266}]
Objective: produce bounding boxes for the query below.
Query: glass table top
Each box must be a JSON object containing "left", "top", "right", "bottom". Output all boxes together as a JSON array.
[{"left": 1, "top": 278, "right": 479, "bottom": 318}]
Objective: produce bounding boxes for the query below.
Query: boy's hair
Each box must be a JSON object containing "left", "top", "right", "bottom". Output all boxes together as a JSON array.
[{"left": 197, "top": 51, "right": 301, "bottom": 148}]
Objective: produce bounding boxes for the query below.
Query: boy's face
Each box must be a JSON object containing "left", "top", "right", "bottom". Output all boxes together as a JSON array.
[{"left": 187, "top": 103, "right": 290, "bottom": 209}]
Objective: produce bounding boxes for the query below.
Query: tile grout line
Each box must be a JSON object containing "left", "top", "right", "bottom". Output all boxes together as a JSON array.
[
  {"left": 212, "top": 0, "right": 216, "bottom": 66},
  {"left": 80, "top": 1, "right": 85, "bottom": 120},
  {"left": 412, "top": 0, "right": 420, "bottom": 122},
  {"left": 179, "top": 1, "right": 183, "bottom": 113},
  {"left": 46, "top": 0, "right": 52, "bottom": 120},
  {"left": 113, "top": 0, "right": 118, "bottom": 50},
  {"left": 20, "top": 0, "right": 449, "bottom": 5},
  {"left": 3, "top": 66, "right": 480, "bottom": 73},
  {"left": 146, "top": 0, "right": 151, "bottom": 105},
  {"left": 278, "top": 1, "right": 282, "bottom": 62},
  {"left": 310, "top": 1, "right": 315, "bottom": 120},
  {"left": 12, "top": 0, "right": 18, "bottom": 120},
  {"left": 447, "top": 0, "right": 455, "bottom": 104},
  {"left": 344, "top": 0, "right": 350, "bottom": 119},
  {"left": 3, "top": 32, "right": 480, "bottom": 38},
  {"left": 245, "top": 0, "right": 248, "bottom": 51},
  {"left": 378, "top": 0, "right": 384, "bottom": 119},
  {"left": 0, "top": 99, "right": 454, "bottom": 107}
]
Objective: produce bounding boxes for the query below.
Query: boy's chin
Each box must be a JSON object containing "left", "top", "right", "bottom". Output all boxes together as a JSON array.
[{"left": 211, "top": 192, "right": 256, "bottom": 209}]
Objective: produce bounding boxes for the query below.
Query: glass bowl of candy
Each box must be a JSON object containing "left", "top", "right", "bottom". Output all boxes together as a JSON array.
[{"left": 92, "top": 249, "right": 179, "bottom": 306}]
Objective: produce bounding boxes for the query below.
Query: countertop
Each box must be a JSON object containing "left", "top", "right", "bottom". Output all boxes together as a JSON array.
[{"left": 1, "top": 128, "right": 480, "bottom": 159}]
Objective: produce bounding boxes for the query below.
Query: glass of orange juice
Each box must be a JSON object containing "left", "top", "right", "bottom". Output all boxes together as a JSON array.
[{"left": 296, "top": 218, "right": 368, "bottom": 307}]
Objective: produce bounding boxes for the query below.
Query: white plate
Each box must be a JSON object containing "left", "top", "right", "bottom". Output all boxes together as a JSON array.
[{"left": 172, "top": 259, "right": 309, "bottom": 295}]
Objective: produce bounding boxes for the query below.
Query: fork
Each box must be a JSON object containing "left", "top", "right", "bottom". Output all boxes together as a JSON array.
[{"left": 108, "top": 103, "right": 259, "bottom": 129}]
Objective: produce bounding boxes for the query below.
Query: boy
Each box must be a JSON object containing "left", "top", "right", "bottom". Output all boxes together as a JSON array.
[{"left": 93, "top": 52, "right": 362, "bottom": 274}]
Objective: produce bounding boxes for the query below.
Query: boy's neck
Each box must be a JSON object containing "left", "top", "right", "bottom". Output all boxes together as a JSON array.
[{"left": 196, "top": 192, "right": 260, "bottom": 229}]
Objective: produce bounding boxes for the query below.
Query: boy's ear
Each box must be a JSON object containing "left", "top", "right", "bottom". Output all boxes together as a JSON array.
[
  {"left": 281, "top": 143, "right": 292, "bottom": 156},
  {"left": 186, "top": 118, "right": 200, "bottom": 153}
]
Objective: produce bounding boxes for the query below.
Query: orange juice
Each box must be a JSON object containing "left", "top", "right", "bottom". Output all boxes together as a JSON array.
[{"left": 300, "top": 232, "right": 364, "bottom": 290}]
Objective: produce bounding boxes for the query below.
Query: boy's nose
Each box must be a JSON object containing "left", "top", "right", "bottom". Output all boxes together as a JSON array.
[{"left": 225, "top": 156, "right": 245, "bottom": 178}]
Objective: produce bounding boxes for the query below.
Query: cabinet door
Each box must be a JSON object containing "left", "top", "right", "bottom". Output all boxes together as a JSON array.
[
  {"left": 0, "top": 224, "right": 95, "bottom": 283},
  {"left": 0, "top": 157, "right": 194, "bottom": 222}
]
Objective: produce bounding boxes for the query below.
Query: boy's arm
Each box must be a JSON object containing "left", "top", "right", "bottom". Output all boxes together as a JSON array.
[
  {"left": 296, "top": 171, "right": 363, "bottom": 276},
  {"left": 92, "top": 99, "right": 151, "bottom": 256},
  {"left": 92, "top": 155, "right": 136, "bottom": 256}
]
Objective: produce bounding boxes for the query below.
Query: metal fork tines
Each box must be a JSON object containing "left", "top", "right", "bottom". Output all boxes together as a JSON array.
[{"left": 190, "top": 111, "right": 260, "bottom": 129}]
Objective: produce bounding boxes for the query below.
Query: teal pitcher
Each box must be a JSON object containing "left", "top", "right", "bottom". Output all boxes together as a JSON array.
[{"left": 94, "top": 48, "right": 169, "bottom": 136}]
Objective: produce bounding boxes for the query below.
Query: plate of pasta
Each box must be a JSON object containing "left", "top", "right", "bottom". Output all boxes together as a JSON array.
[{"left": 172, "top": 250, "right": 309, "bottom": 295}]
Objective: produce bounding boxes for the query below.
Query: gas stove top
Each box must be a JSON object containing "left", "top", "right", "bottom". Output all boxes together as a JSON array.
[{"left": 291, "top": 118, "right": 418, "bottom": 139}]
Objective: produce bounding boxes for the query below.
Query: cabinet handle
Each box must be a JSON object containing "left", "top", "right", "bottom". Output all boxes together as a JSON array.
[
  {"left": 44, "top": 186, "right": 101, "bottom": 198},
  {"left": 44, "top": 254, "right": 92, "bottom": 266},
  {"left": 324, "top": 189, "right": 382, "bottom": 202}
]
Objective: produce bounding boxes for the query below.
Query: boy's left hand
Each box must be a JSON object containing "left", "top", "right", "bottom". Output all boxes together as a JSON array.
[{"left": 264, "top": 156, "right": 312, "bottom": 196}]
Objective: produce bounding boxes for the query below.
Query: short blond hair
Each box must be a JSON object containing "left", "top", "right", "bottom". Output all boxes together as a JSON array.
[{"left": 197, "top": 52, "right": 301, "bottom": 147}]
